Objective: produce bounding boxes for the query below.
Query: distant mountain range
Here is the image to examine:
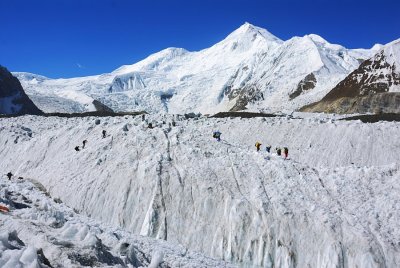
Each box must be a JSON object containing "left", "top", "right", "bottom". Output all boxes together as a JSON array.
[
  {"left": 10, "top": 22, "right": 399, "bottom": 114},
  {"left": 0, "top": 66, "right": 42, "bottom": 115}
]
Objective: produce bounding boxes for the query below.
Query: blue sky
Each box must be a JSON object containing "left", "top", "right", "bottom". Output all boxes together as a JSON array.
[{"left": 1, "top": 0, "right": 399, "bottom": 78}]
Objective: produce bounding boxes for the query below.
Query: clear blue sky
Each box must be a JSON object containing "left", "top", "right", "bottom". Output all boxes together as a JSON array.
[{"left": 1, "top": 0, "right": 399, "bottom": 78}]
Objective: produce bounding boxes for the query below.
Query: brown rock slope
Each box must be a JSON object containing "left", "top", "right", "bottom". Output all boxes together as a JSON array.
[{"left": 301, "top": 40, "right": 400, "bottom": 114}]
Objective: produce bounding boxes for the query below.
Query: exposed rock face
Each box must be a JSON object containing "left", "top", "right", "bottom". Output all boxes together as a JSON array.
[
  {"left": 0, "top": 66, "right": 43, "bottom": 115},
  {"left": 289, "top": 73, "right": 317, "bottom": 100},
  {"left": 225, "top": 85, "right": 264, "bottom": 112},
  {"left": 301, "top": 40, "right": 400, "bottom": 114}
]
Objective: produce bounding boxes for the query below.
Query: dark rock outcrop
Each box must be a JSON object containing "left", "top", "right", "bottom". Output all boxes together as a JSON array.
[
  {"left": 289, "top": 73, "right": 317, "bottom": 100},
  {"left": 0, "top": 66, "right": 43, "bottom": 115},
  {"left": 92, "top": 99, "right": 114, "bottom": 113},
  {"left": 224, "top": 84, "right": 264, "bottom": 112}
]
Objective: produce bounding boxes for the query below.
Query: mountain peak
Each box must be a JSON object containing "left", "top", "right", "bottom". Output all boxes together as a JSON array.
[
  {"left": 228, "top": 22, "right": 282, "bottom": 43},
  {"left": 371, "top": 43, "right": 384, "bottom": 51},
  {"left": 306, "top": 34, "right": 328, "bottom": 44}
]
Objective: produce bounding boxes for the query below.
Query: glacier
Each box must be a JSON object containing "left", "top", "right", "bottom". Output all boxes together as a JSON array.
[
  {"left": 0, "top": 176, "right": 233, "bottom": 267},
  {"left": 0, "top": 113, "right": 399, "bottom": 267}
]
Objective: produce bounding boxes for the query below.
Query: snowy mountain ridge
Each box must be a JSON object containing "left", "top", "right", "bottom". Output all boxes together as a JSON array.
[{"left": 14, "top": 23, "right": 383, "bottom": 114}]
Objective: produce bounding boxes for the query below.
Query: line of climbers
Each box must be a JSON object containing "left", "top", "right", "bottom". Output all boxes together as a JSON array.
[
  {"left": 255, "top": 142, "right": 288, "bottom": 159},
  {"left": 213, "top": 131, "right": 289, "bottom": 159},
  {"left": 75, "top": 129, "right": 108, "bottom": 152},
  {"left": 6, "top": 116, "right": 181, "bottom": 182},
  {"left": 74, "top": 139, "right": 88, "bottom": 152}
]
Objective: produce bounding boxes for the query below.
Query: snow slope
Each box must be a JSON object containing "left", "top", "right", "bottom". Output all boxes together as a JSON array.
[
  {"left": 14, "top": 23, "right": 380, "bottom": 114},
  {"left": 0, "top": 114, "right": 399, "bottom": 267},
  {"left": 0, "top": 178, "right": 233, "bottom": 267}
]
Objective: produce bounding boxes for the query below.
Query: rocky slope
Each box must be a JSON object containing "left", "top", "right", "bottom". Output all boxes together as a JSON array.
[
  {"left": 0, "top": 66, "right": 42, "bottom": 115},
  {"left": 301, "top": 39, "right": 400, "bottom": 114}
]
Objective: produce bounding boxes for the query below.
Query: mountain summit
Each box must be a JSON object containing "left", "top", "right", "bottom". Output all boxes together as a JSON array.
[{"left": 226, "top": 22, "right": 283, "bottom": 44}]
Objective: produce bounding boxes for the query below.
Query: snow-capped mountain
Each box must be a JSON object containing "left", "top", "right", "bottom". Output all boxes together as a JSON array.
[
  {"left": 15, "top": 23, "right": 381, "bottom": 114},
  {"left": 0, "top": 66, "right": 42, "bottom": 115},
  {"left": 301, "top": 39, "right": 400, "bottom": 113}
]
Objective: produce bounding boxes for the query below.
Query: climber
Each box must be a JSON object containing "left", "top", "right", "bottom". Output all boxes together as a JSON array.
[
  {"left": 102, "top": 130, "right": 107, "bottom": 138},
  {"left": 255, "top": 142, "right": 262, "bottom": 152},
  {"left": 266, "top": 145, "right": 271, "bottom": 153},
  {"left": 6, "top": 172, "right": 13, "bottom": 180},
  {"left": 74, "top": 146, "right": 80, "bottom": 152},
  {"left": 213, "top": 131, "right": 221, "bottom": 142},
  {"left": 148, "top": 123, "right": 154, "bottom": 129},
  {"left": 276, "top": 147, "right": 282, "bottom": 156},
  {"left": 283, "top": 147, "right": 289, "bottom": 159},
  {"left": 82, "top": 140, "right": 88, "bottom": 149}
]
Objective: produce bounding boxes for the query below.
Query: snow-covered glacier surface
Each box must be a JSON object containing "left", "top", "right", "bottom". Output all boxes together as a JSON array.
[
  {"left": 0, "top": 178, "right": 233, "bottom": 267},
  {"left": 0, "top": 114, "right": 399, "bottom": 267}
]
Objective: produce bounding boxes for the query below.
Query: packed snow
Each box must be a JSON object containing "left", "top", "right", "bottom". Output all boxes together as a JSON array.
[
  {"left": 14, "top": 22, "right": 381, "bottom": 114},
  {"left": 1, "top": 113, "right": 399, "bottom": 267}
]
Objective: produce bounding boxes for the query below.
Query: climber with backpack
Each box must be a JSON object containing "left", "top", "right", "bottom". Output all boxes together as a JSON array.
[
  {"left": 213, "top": 131, "right": 222, "bottom": 142},
  {"left": 255, "top": 142, "right": 262, "bottom": 152},
  {"left": 266, "top": 145, "right": 271, "bottom": 153},
  {"left": 283, "top": 147, "right": 289, "bottom": 159}
]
